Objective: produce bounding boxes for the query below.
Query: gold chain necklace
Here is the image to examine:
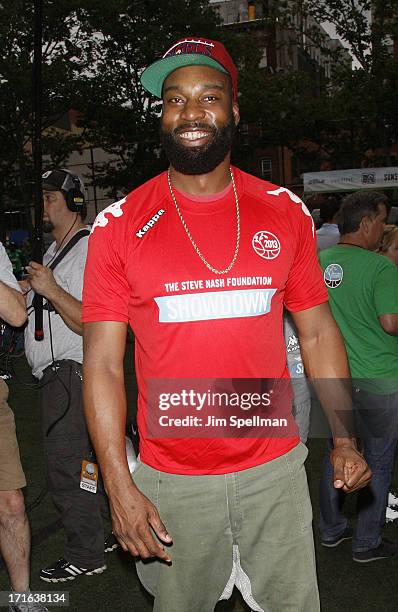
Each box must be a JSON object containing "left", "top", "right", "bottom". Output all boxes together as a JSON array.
[{"left": 167, "top": 167, "right": 240, "bottom": 275}]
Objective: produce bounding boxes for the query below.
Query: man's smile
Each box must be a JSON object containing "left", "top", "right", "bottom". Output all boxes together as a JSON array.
[
  {"left": 173, "top": 124, "right": 216, "bottom": 146},
  {"left": 178, "top": 130, "right": 211, "bottom": 141}
]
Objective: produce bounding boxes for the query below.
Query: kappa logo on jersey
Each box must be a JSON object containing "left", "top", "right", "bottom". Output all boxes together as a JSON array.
[
  {"left": 136, "top": 209, "right": 165, "bottom": 238},
  {"left": 324, "top": 263, "right": 343, "bottom": 289},
  {"left": 252, "top": 231, "right": 281, "bottom": 260}
]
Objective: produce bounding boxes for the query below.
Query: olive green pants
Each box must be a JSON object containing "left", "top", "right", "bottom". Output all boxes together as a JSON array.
[{"left": 135, "top": 443, "right": 319, "bottom": 612}]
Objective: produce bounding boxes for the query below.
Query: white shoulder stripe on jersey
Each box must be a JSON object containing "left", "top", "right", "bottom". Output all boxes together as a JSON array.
[
  {"left": 266, "top": 187, "right": 314, "bottom": 237},
  {"left": 91, "top": 197, "right": 127, "bottom": 233}
]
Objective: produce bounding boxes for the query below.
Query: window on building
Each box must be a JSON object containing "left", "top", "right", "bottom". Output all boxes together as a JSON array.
[
  {"left": 261, "top": 158, "right": 272, "bottom": 181},
  {"left": 259, "top": 47, "right": 267, "bottom": 68}
]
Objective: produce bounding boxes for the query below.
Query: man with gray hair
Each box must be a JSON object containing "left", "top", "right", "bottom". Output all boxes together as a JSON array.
[{"left": 319, "top": 190, "right": 398, "bottom": 562}]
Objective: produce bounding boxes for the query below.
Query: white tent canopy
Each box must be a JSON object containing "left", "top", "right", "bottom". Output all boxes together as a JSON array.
[{"left": 303, "top": 167, "right": 398, "bottom": 193}]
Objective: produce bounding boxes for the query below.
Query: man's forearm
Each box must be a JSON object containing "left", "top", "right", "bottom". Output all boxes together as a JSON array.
[
  {"left": 301, "top": 333, "right": 356, "bottom": 444},
  {"left": 0, "top": 281, "right": 27, "bottom": 327},
  {"left": 293, "top": 304, "right": 371, "bottom": 491},
  {"left": 46, "top": 285, "right": 83, "bottom": 335},
  {"left": 82, "top": 320, "right": 137, "bottom": 495},
  {"left": 83, "top": 321, "right": 174, "bottom": 561},
  {"left": 83, "top": 363, "right": 132, "bottom": 488},
  {"left": 294, "top": 306, "right": 356, "bottom": 444}
]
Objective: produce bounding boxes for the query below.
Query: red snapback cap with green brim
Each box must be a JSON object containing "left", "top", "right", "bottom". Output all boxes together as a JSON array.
[{"left": 140, "top": 37, "right": 238, "bottom": 101}]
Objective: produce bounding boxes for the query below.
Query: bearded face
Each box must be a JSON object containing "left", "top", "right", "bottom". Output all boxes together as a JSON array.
[
  {"left": 160, "top": 65, "right": 239, "bottom": 175},
  {"left": 160, "top": 119, "right": 236, "bottom": 175},
  {"left": 42, "top": 220, "right": 55, "bottom": 233}
]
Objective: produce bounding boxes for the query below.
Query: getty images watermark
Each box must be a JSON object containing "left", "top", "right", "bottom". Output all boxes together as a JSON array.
[
  {"left": 146, "top": 379, "right": 297, "bottom": 438},
  {"left": 158, "top": 388, "right": 283, "bottom": 427},
  {"left": 145, "top": 378, "right": 391, "bottom": 439}
]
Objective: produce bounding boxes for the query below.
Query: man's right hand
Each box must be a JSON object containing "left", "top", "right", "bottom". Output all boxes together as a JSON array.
[
  {"left": 82, "top": 322, "right": 172, "bottom": 561},
  {"left": 109, "top": 483, "right": 172, "bottom": 562}
]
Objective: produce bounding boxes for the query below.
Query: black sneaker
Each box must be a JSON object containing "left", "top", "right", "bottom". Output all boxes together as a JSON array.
[
  {"left": 39, "top": 557, "right": 106, "bottom": 582},
  {"left": 353, "top": 539, "right": 398, "bottom": 563},
  {"left": 104, "top": 532, "right": 119, "bottom": 553},
  {"left": 321, "top": 526, "right": 353, "bottom": 548}
]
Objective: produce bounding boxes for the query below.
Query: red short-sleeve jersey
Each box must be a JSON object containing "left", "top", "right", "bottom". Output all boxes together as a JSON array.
[{"left": 83, "top": 167, "right": 327, "bottom": 474}]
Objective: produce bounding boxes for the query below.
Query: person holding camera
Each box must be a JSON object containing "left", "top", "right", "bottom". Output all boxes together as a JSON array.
[
  {"left": 23, "top": 169, "right": 109, "bottom": 583},
  {"left": 0, "top": 242, "right": 48, "bottom": 612}
]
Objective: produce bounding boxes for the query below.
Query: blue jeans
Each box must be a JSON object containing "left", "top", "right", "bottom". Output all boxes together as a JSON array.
[{"left": 319, "top": 388, "right": 398, "bottom": 553}]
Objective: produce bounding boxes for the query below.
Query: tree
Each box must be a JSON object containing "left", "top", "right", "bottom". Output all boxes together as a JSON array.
[
  {"left": 289, "top": 0, "right": 398, "bottom": 167},
  {"left": 0, "top": 0, "right": 90, "bottom": 235},
  {"left": 72, "top": 0, "right": 224, "bottom": 193},
  {"left": 238, "top": 0, "right": 398, "bottom": 173},
  {"left": 0, "top": 0, "right": 262, "bottom": 218},
  {"left": 2, "top": 0, "right": 397, "bottom": 233}
]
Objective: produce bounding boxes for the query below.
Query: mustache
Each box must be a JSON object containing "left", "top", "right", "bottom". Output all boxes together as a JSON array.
[{"left": 173, "top": 122, "right": 216, "bottom": 135}]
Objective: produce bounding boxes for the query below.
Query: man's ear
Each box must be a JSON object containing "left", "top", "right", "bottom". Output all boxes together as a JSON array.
[
  {"left": 360, "top": 215, "right": 372, "bottom": 235},
  {"left": 232, "top": 102, "right": 240, "bottom": 126}
]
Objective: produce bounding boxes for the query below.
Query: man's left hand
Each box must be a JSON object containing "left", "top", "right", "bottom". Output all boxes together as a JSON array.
[
  {"left": 330, "top": 442, "right": 372, "bottom": 493},
  {"left": 25, "top": 261, "right": 58, "bottom": 300}
]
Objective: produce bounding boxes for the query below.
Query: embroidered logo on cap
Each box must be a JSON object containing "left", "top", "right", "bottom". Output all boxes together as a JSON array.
[{"left": 164, "top": 39, "right": 214, "bottom": 59}]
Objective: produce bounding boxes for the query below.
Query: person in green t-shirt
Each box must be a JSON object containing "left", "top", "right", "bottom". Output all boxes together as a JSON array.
[{"left": 318, "top": 190, "right": 398, "bottom": 563}]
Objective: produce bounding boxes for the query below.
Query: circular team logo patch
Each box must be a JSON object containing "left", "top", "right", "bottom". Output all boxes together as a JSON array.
[
  {"left": 324, "top": 263, "right": 343, "bottom": 288},
  {"left": 252, "top": 231, "right": 281, "bottom": 260}
]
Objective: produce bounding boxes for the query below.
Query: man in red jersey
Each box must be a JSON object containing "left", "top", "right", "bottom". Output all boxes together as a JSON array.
[{"left": 82, "top": 38, "right": 371, "bottom": 611}]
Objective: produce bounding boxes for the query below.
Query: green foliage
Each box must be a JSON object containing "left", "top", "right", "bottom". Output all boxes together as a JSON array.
[
  {"left": 300, "top": 0, "right": 398, "bottom": 166},
  {"left": 248, "top": 0, "right": 398, "bottom": 171},
  {"left": 0, "top": 0, "right": 222, "bottom": 204},
  {"left": 0, "top": 0, "right": 397, "bottom": 217},
  {"left": 0, "top": 1, "right": 88, "bottom": 212},
  {"left": 73, "top": 0, "right": 223, "bottom": 191}
]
